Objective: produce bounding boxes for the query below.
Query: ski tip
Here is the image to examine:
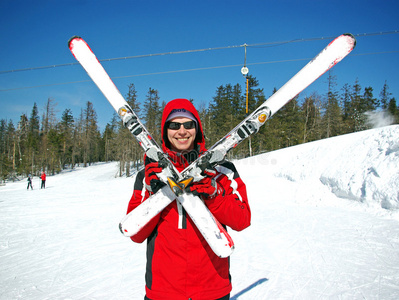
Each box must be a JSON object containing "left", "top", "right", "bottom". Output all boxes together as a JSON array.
[
  {"left": 342, "top": 33, "right": 357, "bottom": 49},
  {"left": 68, "top": 36, "right": 82, "bottom": 48},
  {"left": 119, "top": 222, "right": 125, "bottom": 234}
]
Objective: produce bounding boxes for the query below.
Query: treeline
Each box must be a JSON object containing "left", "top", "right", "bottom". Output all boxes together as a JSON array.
[
  {"left": 1, "top": 74, "right": 398, "bottom": 181},
  {"left": 204, "top": 74, "right": 398, "bottom": 159}
]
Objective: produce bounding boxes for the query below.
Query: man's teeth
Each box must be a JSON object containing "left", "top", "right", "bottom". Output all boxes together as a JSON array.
[{"left": 177, "top": 138, "right": 189, "bottom": 141}]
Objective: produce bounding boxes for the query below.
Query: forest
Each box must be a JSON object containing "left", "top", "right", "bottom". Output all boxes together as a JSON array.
[{"left": 0, "top": 73, "right": 398, "bottom": 181}]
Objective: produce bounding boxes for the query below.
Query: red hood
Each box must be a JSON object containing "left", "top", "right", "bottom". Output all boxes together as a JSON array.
[{"left": 161, "top": 98, "right": 206, "bottom": 154}]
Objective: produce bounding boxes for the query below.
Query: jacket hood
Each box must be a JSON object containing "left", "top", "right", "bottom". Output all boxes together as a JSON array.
[{"left": 161, "top": 98, "right": 206, "bottom": 154}]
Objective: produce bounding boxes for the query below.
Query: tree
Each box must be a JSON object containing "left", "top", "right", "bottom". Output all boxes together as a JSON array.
[
  {"left": 82, "top": 101, "right": 100, "bottom": 167},
  {"left": 363, "top": 86, "right": 378, "bottom": 111},
  {"left": 59, "top": 109, "right": 75, "bottom": 168},
  {"left": 16, "top": 114, "right": 29, "bottom": 175},
  {"left": 350, "top": 79, "right": 367, "bottom": 132},
  {"left": 276, "top": 96, "right": 302, "bottom": 148},
  {"left": 302, "top": 93, "right": 322, "bottom": 143},
  {"left": 28, "top": 103, "right": 40, "bottom": 152},
  {"left": 117, "top": 83, "right": 142, "bottom": 177},
  {"left": 143, "top": 88, "right": 162, "bottom": 143},
  {"left": 0, "top": 119, "right": 11, "bottom": 181},
  {"left": 209, "top": 84, "right": 234, "bottom": 144},
  {"left": 247, "top": 76, "right": 268, "bottom": 155},
  {"left": 41, "top": 98, "right": 58, "bottom": 134},
  {"left": 40, "top": 98, "right": 59, "bottom": 173},
  {"left": 102, "top": 114, "right": 119, "bottom": 162},
  {"left": 387, "top": 98, "right": 398, "bottom": 124},
  {"left": 379, "top": 81, "right": 391, "bottom": 110},
  {"left": 322, "top": 71, "right": 342, "bottom": 138}
]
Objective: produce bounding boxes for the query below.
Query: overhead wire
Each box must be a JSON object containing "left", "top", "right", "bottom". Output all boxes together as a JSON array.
[
  {"left": 0, "top": 30, "right": 398, "bottom": 91},
  {"left": 1, "top": 50, "right": 398, "bottom": 92},
  {"left": 0, "top": 30, "right": 397, "bottom": 75}
]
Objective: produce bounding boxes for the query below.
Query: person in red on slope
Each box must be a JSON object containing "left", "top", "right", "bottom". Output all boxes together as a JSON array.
[
  {"left": 126, "top": 98, "right": 251, "bottom": 300},
  {"left": 40, "top": 171, "right": 46, "bottom": 189}
]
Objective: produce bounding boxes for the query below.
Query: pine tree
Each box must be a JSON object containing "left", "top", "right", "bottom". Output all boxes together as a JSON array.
[
  {"left": 47, "top": 125, "right": 63, "bottom": 175},
  {"left": 278, "top": 96, "right": 302, "bottom": 148},
  {"left": 302, "top": 93, "right": 322, "bottom": 143},
  {"left": 59, "top": 109, "right": 75, "bottom": 168},
  {"left": 323, "top": 71, "right": 342, "bottom": 138},
  {"left": 103, "top": 114, "right": 119, "bottom": 162},
  {"left": 209, "top": 85, "right": 233, "bottom": 144},
  {"left": 143, "top": 88, "right": 162, "bottom": 144},
  {"left": 83, "top": 101, "right": 100, "bottom": 167},
  {"left": 1, "top": 120, "right": 16, "bottom": 180},
  {"left": 241, "top": 76, "right": 266, "bottom": 156},
  {"left": 351, "top": 79, "right": 366, "bottom": 132},
  {"left": 0, "top": 119, "right": 9, "bottom": 181},
  {"left": 340, "top": 83, "right": 354, "bottom": 134},
  {"left": 40, "top": 98, "right": 59, "bottom": 173},
  {"left": 16, "top": 114, "right": 29, "bottom": 175},
  {"left": 379, "top": 81, "right": 391, "bottom": 110},
  {"left": 363, "top": 86, "right": 378, "bottom": 111},
  {"left": 388, "top": 98, "right": 398, "bottom": 124},
  {"left": 74, "top": 109, "right": 85, "bottom": 167},
  {"left": 28, "top": 103, "right": 40, "bottom": 153},
  {"left": 117, "top": 83, "right": 142, "bottom": 177}
]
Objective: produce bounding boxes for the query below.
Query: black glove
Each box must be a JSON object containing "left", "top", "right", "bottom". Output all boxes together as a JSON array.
[{"left": 144, "top": 157, "right": 166, "bottom": 194}]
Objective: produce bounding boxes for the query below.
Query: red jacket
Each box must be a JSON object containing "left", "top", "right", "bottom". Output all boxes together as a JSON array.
[
  {"left": 127, "top": 99, "right": 251, "bottom": 300},
  {"left": 41, "top": 173, "right": 46, "bottom": 181}
]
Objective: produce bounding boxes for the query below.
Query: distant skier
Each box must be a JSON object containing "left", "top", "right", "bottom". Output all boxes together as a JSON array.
[
  {"left": 27, "top": 175, "right": 33, "bottom": 190},
  {"left": 41, "top": 171, "right": 46, "bottom": 189}
]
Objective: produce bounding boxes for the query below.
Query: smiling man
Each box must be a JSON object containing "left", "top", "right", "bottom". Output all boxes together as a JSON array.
[
  {"left": 165, "top": 109, "right": 198, "bottom": 152},
  {"left": 126, "top": 98, "right": 251, "bottom": 300}
]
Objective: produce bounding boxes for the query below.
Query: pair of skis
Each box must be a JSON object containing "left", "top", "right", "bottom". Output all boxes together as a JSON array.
[{"left": 69, "top": 33, "right": 356, "bottom": 258}]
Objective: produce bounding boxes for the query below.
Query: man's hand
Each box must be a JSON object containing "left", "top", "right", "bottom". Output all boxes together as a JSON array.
[
  {"left": 186, "top": 169, "right": 218, "bottom": 199},
  {"left": 144, "top": 157, "right": 166, "bottom": 194}
]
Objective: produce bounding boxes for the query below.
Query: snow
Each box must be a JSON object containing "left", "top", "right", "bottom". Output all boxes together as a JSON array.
[{"left": 1, "top": 125, "right": 399, "bottom": 299}]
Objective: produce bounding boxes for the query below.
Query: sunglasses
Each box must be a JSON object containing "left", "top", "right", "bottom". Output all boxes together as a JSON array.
[{"left": 166, "top": 121, "right": 196, "bottom": 130}]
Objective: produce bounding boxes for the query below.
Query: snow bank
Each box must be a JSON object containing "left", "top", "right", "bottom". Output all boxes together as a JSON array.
[{"left": 241, "top": 125, "right": 399, "bottom": 210}]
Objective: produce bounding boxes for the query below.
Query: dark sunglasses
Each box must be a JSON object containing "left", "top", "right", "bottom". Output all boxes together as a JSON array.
[{"left": 166, "top": 121, "right": 196, "bottom": 130}]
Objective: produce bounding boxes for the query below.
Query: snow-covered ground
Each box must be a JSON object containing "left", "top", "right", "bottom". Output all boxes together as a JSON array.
[{"left": 1, "top": 125, "right": 398, "bottom": 299}]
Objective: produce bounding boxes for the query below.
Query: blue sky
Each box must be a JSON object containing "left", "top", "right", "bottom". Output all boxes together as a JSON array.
[{"left": 1, "top": 0, "right": 398, "bottom": 130}]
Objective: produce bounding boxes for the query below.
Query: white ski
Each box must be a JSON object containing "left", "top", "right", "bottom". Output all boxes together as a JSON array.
[
  {"left": 69, "top": 36, "right": 234, "bottom": 258},
  {"left": 118, "top": 185, "right": 234, "bottom": 258},
  {"left": 69, "top": 33, "right": 355, "bottom": 257}
]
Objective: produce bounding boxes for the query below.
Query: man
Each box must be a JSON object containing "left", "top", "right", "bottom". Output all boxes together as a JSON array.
[
  {"left": 41, "top": 171, "right": 46, "bottom": 189},
  {"left": 127, "top": 98, "right": 251, "bottom": 300},
  {"left": 27, "top": 174, "right": 33, "bottom": 190}
]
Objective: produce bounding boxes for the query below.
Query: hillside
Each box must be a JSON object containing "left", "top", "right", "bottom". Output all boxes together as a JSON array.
[{"left": 0, "top": 125, "right": 398, "bottom": 299}]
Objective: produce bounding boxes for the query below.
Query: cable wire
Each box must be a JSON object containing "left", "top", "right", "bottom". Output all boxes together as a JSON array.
[
  {"left": 0, "top": 30, "right": 397, "bottom": 75},
  {"left": 1, "top": 50, "right": 398, "bottom": 92}
]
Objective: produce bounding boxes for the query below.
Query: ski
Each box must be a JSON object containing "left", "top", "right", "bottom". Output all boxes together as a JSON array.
[
  {"left": 118, "top": 185, "right": 234, "bottom": 258},
  {"left": 68, "top": 36, "right": 234, "bottom": 258},
  {"left": 69, "top": 33, "right": 356, "bottom": 257},
  {"left": 179, "top": 33, "right": 357, "bottom": 181},
  {"left": 119, "top": 33, "right": 355, "bottom": 238}
]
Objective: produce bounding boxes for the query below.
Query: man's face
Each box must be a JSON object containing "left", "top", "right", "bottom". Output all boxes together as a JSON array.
[{"left": 166, "top": 117, "right": 196, "bottom": 152}]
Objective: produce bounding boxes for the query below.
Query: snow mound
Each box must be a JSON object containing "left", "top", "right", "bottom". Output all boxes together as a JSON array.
[{"left": 240, "top": 125, "right": 399, "bottom": 210}]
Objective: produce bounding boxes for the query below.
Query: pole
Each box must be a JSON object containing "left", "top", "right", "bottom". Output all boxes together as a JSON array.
[{"left": 246, "top": 77, "right": 249, "bottom": 114}]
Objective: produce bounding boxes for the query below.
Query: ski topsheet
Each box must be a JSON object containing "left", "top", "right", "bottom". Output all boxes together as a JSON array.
[{"left": 69, "top": 36, "right": 234, "bottom": 258}]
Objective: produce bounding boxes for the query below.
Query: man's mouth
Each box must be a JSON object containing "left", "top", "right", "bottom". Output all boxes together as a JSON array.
[{"left": 176, "top": 137, "right": 190, "bottom": 142}]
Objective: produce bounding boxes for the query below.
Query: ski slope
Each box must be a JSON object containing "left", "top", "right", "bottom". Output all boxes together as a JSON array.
[{"left": 1, "top": 125, "right": 398, "bottom": 299}]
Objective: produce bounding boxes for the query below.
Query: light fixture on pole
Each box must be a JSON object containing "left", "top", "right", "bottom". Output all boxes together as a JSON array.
[{"left": 241, "top": 44, "right": 249, "bottom": 114}]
